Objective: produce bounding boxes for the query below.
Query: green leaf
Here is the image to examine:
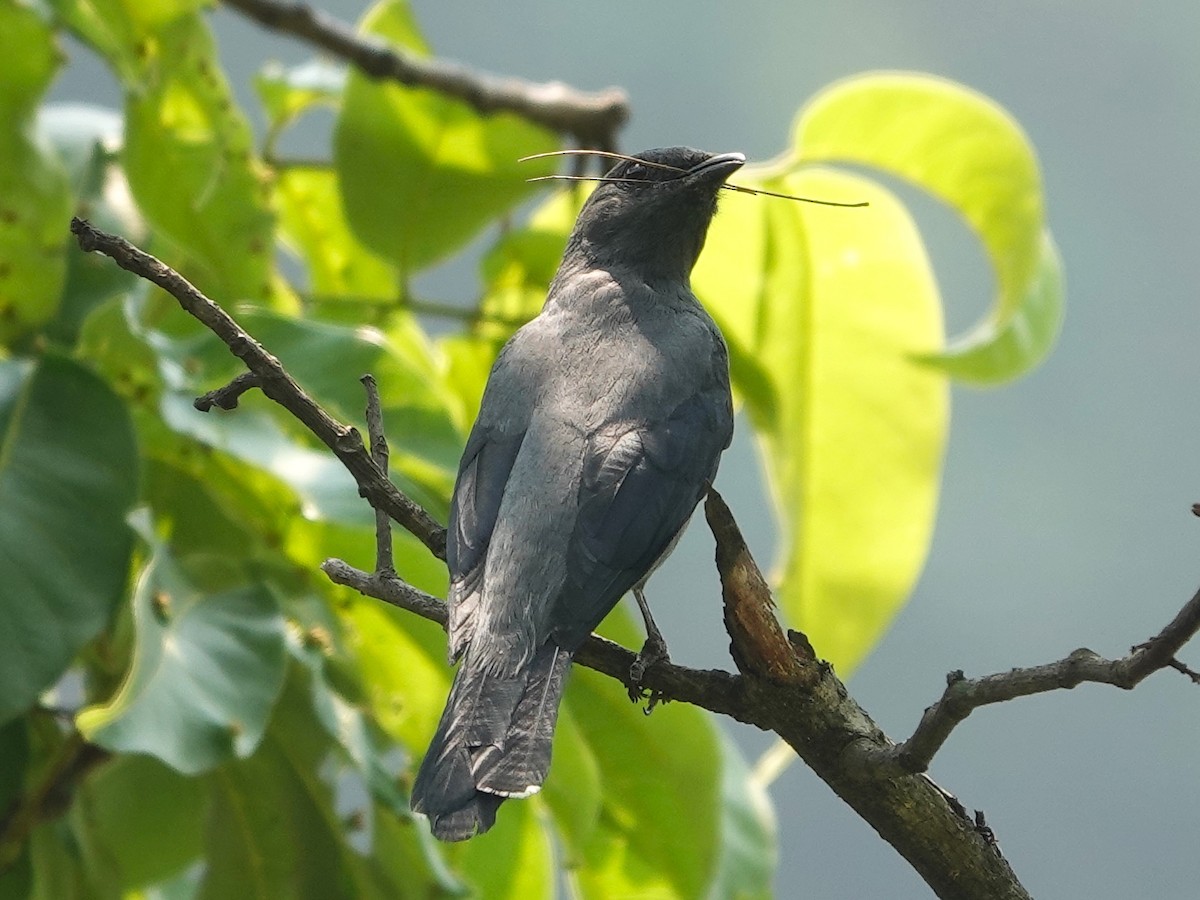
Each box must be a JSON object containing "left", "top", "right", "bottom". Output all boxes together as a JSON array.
[
  {"left": 202, "top": 742, "right": 345, "bottom": 900},
  {"left": 708, "top": 732, "right": 776, "bottom": 900},
  {"left": 457, "top": 801, "right": 555, "bottom": 900},
  {"left": 794, "top": 71, "right": 1058, "bottom": 382},
  {"left": 201, "top": 670, "right": 452, "bottom": 900},
  {"left": 563, "top": 610, "right": 724, "bottom": 899},
  {"left": 76, "top": 530, "right": 287, "bottom": 774},
  {"left": 38, "top": 104, "right": 148, "bottom": 346},
  {"left": 340, "top": 595, "right": 451, "bottom": 755},
  {"left": 0, "top": 354, "right": 137, "bottom": 724},
  {"left": 288, "top": 624, "right": 410, "bottom": 817},
  {"left": 0, "top": 717, "right": 28, "bottom": 813},
  {"left": 255, "top": 59, "right": 345, "bottom": 152},
  {"left": 438, "top": 187, "right": 582, "bottom": 424},
  {"left": 478, "top": 188, "right": 580, "bottom": 330},
  {"left": 144, "top": 306, "right": 459, "bottom": 522},
  {"left": 276, "top": 164, "right": 399, "bottom": 302},
  {"left": 0, "top": 2, "right": 72, "bottom": 342},
  {"left": 369, "top": 803, "right": 468, "bottom": 899},
  {"left": 72, "top": 753, "right": 206, "bottom": 889},
  {"left": 122, "top": 13, "right": 277, "bottom": 304},
  {"left": 334, "top": 0, "right": 560, "bottom": 274},
  {"left": 927, "top": 229, "right": 1064, "bottom": 381},
  {"left": 47, "top": 0, "right": 206, "bottom": 83},
  {"left": 695, "top": 168, "right": 948, "bottom": 674}
]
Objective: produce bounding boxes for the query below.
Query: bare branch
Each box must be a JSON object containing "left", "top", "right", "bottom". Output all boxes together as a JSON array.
[
  {"left": 220, "top": 0, "right": 629, "bottom": 149},
  {"left": 70, "top": 217, "right": 448, "bottom": 561},
  {"left": 193, "top": 371, "right": 261, "bottom": 411},
  {"left": 75, "top": 220, "right": 1200, "bottom": 900},
  {"left": 319, "top": 557, "right": 754, "bottom": 721},
  {"left": 360, "top": 374, "right": 394, "bottom": 576},
  {"left": 878, "top": 585, "right": 1200, "bottom": 774}
]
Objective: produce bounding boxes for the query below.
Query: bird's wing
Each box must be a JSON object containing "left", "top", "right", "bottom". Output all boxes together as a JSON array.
[
  {"left": 550, "top": 386, "right": 732, "bottom": 650},
  {"left": 446, "top": 424, "right": 525, "bottom": 658}
]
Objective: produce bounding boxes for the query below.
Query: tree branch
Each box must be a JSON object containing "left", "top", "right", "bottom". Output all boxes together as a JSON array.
[
  {"left": 71, "top": 222, "right": 1200, "bottom": 900},
  {"left": 360, "top": 374, "right": 395, "bottom": 576},
  {"left": 70, "top": 217, "right": 447, "bottom": 560},
  {"left": 876, "top": 584, "right": 1200, "bottom": 774},
  {"left": 220, "top": 0, "right": 629, "bottom": 150}
]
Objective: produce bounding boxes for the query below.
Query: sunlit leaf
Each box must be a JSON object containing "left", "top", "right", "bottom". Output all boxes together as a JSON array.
[
  {"left": 457, "top": 801, "right": 555, "bottom": 900},
  {"left": 794, "top": 71, "right": 1059, "bottom": 382},
  {"left": 122, "top": 13, "right": 278, "bottom": 304},
  {"left": 76, "top": 527, "right": 287, "bottom": 774},
  {"left": 928, "top": 229, "right": 1064, "bottom": 381},
  {"left": 38, "top": 104, "right": 148, "bottom": 346},
  {"left": 334, "top": 0, "right": 559, "bottom": 274},
  {"left": 0, "top": 2, "right": 71, "bottom": 342},
  {"left": 255, "top": 58, "right": 345, "bottom": 143},
  {"left": 0, "top": 355, "right": 137, "bottom": 724},
  {"left": 46, "top": 0, "right": 206, "bottom": 83},
  {"left": 339, "top": 594, "right": 450, "bottom": 756},
  {"left": 695, "top": 168, "right": 947, "bottom": 674},
  {"left": 276, "top": 164, "right": 398, "bottom": 302}
]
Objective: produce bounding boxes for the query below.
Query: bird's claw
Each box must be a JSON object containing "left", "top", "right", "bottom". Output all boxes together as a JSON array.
[{"left": 629, "top": 633, "right": 670, "bottom": 685}]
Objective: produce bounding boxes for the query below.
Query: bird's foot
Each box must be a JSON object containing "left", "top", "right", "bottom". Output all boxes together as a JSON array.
[{"left": 629, "top": 632, "right": 670, "bottom": 685}]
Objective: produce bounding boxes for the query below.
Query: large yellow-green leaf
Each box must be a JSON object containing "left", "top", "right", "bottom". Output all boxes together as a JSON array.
[
  {"left": 0, "top": 355, "right": 137, "bottom": 724},
  {"left": 695, "top": 168, "right": 947, "bottom": 674},
  {"left": 794, "top": 71, "right": 1060, "bottom": 383},
  {"left": 333, "top": 0, "right": 560, "bottom": 275},
  {"left": 121, "top": 13, "right": 278, "bottom": 304},
  {"left": 0, "top": 1, "right": 71, "bottom": 342}
]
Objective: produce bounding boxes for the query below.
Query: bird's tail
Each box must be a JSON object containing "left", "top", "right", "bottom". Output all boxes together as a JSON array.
[{"left": 410, "top": 642, "right": 571, "bottom": 841}]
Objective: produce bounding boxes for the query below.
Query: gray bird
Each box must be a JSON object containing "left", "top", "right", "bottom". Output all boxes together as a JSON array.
[{"left": 410, "top": 147, "right": 741, "bottom": 841}]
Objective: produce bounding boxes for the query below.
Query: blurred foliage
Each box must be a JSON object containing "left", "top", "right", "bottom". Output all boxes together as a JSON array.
[{"left": 0, "top": 0, "right": 1060, "bottom": 896}]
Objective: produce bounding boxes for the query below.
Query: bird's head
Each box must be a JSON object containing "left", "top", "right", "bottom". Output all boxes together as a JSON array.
[{"left": 564, "top": 147, "right": 745, "bottom": 283}]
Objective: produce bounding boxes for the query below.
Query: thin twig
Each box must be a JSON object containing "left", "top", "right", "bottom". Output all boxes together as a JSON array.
[
  {"left": 318, "top": 557, "right": 753, "bottom": 720},
  {"left": 194, "top": 371, "right": 262, "bottom": 411},
  {"left": 360, "top": 374, "right": 394, "bottom": 576},
  {"left": 221, "top": 0, "right": 629, "bottom": 149},
  {"left": 879, "top": 585, "right": 1200, "bottom": 774},
  {"left": 70, "top": 217, "right": 447, "bottom": 561}
]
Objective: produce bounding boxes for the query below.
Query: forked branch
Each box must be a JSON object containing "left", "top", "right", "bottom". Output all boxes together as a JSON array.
[{"left": 72, "top": 218, "right": 1200, "bottom": 900}]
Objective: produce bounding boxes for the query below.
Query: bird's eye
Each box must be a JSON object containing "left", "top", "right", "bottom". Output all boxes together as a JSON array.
[{"left": 625, "top": 162, "right": 646, "bottom": 179}]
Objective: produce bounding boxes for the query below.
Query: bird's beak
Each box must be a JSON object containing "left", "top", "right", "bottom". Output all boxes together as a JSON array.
[{"left": 687, "top": 152, "right": 746, "bottom": 182}]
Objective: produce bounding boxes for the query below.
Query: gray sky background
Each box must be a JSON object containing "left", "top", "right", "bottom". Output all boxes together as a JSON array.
[{"left": 53, "top": 2, "right": 1200, "bottom": 897}]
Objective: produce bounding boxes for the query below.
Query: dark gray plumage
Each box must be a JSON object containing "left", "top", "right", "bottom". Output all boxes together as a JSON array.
[{"left": 410, "top": 147, "right": 740, "bottom": 841}]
